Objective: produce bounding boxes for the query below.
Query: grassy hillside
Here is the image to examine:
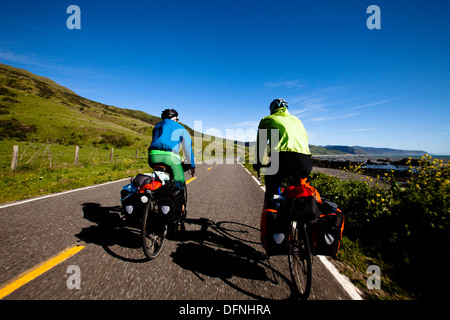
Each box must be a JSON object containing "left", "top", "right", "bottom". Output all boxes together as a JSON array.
[
  {"left": 309, "top": 145, "right": 350, "bottom": 155},
  {"left": 0, "top": 63, "right": 160, "bottom": 150},
  {"left": 0, "top": 63, "right": 77, "bottom": 95},
  {"left": 322, "top": 145, "right": 366, "bottom": 155}
]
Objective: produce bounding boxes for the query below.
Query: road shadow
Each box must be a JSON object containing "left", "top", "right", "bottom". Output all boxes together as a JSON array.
[
  {"left": 75, "top": 202, "right": 149, "bottom": 263},
  {"left": 170, "top": 218, "right": 299, "bottom": 300},
  {"left": 75, "top": 204, "right": 299, "bottom": 299}
]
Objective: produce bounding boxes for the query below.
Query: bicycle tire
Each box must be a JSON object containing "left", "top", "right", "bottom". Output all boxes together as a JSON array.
[
  {"left": 288, "top": 220, "right": 312, "bottom": 299},
  {"left": 181, "top": 185, "right": 188, "bottom": 221},
  {"left": 141, "top": 198, "right": 167, "bottom": 260}
]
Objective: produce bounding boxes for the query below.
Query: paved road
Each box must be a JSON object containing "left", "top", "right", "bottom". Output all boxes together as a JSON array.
[{"left": 0, "top": 160, "right": 355, "bottom": 302}]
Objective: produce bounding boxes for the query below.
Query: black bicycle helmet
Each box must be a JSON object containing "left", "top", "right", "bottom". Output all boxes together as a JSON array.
[
  {"left": 269, "top": 98, "right": 288, "bottom": 114},
  {"left": 161, "top": 108, "right": 179, "bottom": 120}
]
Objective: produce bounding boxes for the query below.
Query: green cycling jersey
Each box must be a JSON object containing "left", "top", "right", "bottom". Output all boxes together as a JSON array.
[{"left": 256, "top": 107, "right": 311, "bottom": 158}]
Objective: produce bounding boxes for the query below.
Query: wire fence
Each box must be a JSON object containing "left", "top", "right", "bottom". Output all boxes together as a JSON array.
[{"left": 4, "top": 143, "right": 147, "bottom": 171}]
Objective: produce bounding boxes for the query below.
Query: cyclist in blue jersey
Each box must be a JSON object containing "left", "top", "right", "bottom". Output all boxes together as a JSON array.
[
  {"left": 148, "top": 109, "right": 195, "bottom": 232},
  {"left": 148, "top": 108, "right": 195, "bottom": 188}
]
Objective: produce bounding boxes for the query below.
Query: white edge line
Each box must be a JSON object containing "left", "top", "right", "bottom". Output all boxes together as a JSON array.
[
  {"left": 0, "top": 178, "right": 130, "bottom": 210},
  {"left": 239, "top": 163, "right": 265, "bottom": 191},
  {"left": 317, "top": 255, "right": 363, "bottom": 300},
  {"left": 239, "top": 162, "right": 363, "bottom": 300}
]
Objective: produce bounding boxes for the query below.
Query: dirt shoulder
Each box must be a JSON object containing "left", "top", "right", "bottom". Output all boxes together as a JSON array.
[{"left": 312, "top": 166, "right": 383, "bottom": 188}]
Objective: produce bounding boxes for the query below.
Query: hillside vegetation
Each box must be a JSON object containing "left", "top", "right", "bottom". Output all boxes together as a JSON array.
[
  {"left": 0, "top": 63, "right": 160, "bottom": 150},
  {"left": 323, "top": 145, "right": 427, "bottom": 156}
]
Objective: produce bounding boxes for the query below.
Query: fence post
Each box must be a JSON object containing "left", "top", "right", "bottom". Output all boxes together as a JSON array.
[
  {"left": 75, "top": 146, "right": 79, "bottom": 165},
  {"left": 11, "top": 145, "right": 18, "bottom": 170},
  {"left": 46, "top": 143, "right": 52, "bottom": 168},
  {"left": 110, "top": 148, "right": 114, "bottom": 162},
  {"left": 135, "top": 149, "right": 138, "bottom": 159}
]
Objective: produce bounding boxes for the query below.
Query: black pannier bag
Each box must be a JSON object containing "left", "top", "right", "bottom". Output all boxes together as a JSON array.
[
  {"left": 153, "top": 181, "right": 185, "bottom": 226},
  {"left": 308, "top": 199, "right": 345, "bottom": 257},
  {"left": 120, "top": 186, "right": 143, "bottom": 224},
  {"left": 120, "top": 173, "right": 155, "bottom": 222},
  {"left": 132, "top": 173, "right": 154, "bottom": 187},
  {"left": 288, "top": 196, "right": 321, "bottom": 222}
]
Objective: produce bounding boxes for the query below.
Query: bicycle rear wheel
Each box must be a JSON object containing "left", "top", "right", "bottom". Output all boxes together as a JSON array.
[
  {"left": 181, "top": 185, "right": 188, "bottom": 221},
  {"left": 288, "top": 221, "right": 312, "bottom": 299},
  {"left": 141, "top": 199, "right": 167, "bottom": 260}
]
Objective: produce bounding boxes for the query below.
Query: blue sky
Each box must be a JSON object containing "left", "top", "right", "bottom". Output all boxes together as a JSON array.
[{"left": 1, "top": 0, "right": 449, "bottom": 154}]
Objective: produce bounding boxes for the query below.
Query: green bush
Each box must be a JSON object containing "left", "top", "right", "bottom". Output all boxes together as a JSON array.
[
  {"left": 0, "top": 118, "right": 37, "bottom": 140},
  {"left": 308, "top": 155, "right": 450, "bottom": 299},
  {"left": 99, "top": 134, "right": 131, "bottom": 148}
]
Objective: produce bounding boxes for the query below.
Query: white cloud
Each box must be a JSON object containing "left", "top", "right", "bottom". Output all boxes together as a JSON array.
[
  {"left": 338, "top": 128, "right": 379, "bottom": 132},
  {"left": 290, "top": 98, "right": 325, "bottom": 115},
  {"left": 0, "top": 48, "right": 106, "bottom": 80},
  {"left": 231, "top": 120, "right": 260, "bottom": 127},
  {"left": 308, "top": 112, "right": 358, "bottom": 122},
  {"left": 0, "top": 49, "right": 48, "bottom": 68},
  {"left": 350, "top": 96, "right": 405, "bottom": 110},
  {"left": 263, "top": 79, "right": 304, "bottom": 88}
]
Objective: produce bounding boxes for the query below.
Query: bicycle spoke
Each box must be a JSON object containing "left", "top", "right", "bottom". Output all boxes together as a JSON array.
[{"left": 288, "top": 222, "right": 312, "bottom": 299}]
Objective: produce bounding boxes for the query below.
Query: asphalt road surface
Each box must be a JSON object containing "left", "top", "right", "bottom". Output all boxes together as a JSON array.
[{"left": 0, "top": 160, "right": 358, "bottom": 304}]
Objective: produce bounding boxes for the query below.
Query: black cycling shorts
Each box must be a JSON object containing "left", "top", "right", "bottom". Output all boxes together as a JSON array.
[{"left": 264, "top": 152, "right": 312, "bottom": 202}]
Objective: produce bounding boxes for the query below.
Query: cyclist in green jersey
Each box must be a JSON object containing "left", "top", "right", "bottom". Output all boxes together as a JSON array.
[{"left": 254, "top": 98, "right": 312, "bottom": 203}]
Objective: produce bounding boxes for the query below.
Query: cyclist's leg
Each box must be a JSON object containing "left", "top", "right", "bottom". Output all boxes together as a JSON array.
[
  {"left": 149, "top": 150, "right": 185, "bottom": 184},
  {"left": 264, "top": 174, "right": 283, "bottom": 203},
  {"left": 264, "top": 152, "right": 312, "bottom": 202},
  {"left": 264, "top": 152, "right": 290, "bottom": 202}
]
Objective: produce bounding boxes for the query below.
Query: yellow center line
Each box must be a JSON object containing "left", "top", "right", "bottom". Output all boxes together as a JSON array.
[
  {"left": 0, "top": 245, "right": 85, "bottom": 300},
  {"left": 186, "top": 176, "right": 197, "bottom": 184},
  {"left": 207, "top": 167, "right": 213, "bottom": 171}
]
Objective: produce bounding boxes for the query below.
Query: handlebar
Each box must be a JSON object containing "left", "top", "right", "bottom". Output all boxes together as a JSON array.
[
  {"left": 181, "top": 161, "right": 195, "bottom": 177},
  {"left": 255, "top": 163, "right": 271, "bottom": 183}
]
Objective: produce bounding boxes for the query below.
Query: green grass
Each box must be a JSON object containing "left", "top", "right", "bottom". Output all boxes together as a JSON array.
[
  {"left": 0, "top": 137, "right": 245, "bottom": 204},
  {"left": 0, "top": 141, "right": 150, "bottom": 203},
  {"left": 0, "top": 160, "right": 148, "bottom": 203},
  {"left": 0, "top": 141, "right": 148, "bottom": 169}
]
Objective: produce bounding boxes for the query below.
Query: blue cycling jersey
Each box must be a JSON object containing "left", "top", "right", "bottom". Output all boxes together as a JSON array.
[{"left": 149, "top": 119, "right": 195, "bottom": 168}]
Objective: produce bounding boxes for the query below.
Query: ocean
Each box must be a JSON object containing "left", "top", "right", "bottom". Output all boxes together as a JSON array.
[{"left": 312, "top": 154, "right": 450, "bottom": 171}]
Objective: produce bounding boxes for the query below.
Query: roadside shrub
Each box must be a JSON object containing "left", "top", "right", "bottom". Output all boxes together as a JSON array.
[
  {"left": 99, "top": 134, "right": 131, "bottom": 148},
  {"left": 0, "top": 118, "right": 37, "bottom": 140},
  {"left": 308, "top": 155, "right": 450, "bottom": 299}
]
